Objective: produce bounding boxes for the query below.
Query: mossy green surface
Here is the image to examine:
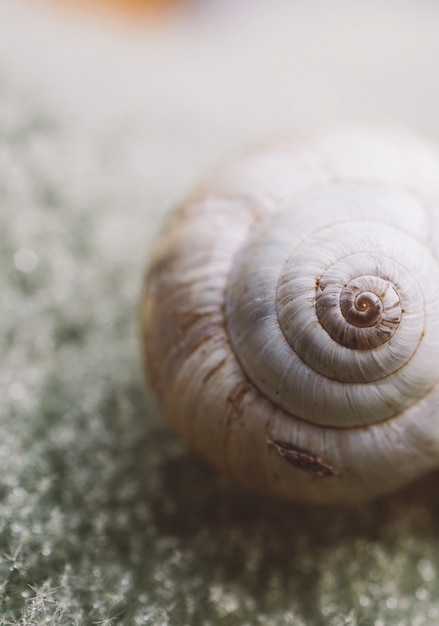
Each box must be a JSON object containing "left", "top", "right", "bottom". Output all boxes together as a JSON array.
[{"left": 2, "top": 2, "right": 439, "bottom": 624}]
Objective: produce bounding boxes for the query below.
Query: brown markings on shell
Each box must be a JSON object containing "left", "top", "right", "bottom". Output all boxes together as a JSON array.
[
  {"left": 227, "top": 382, "right": 254, "bottom": 421},
  {"left": 175, "top": 309, "right": 215, "bottom": 338},
  {"left": 202, "top": 357, "right": 228, "bottom": 384},
  {"left": 268, "top": 439, "right": 340, "bottom": 478},
  {"left": 178, "top": 323, "right": 224, "bottom": 364}
]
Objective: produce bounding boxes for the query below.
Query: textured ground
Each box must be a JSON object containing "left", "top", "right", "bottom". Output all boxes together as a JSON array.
[{"left": 2, "top": 1, "right": 439, "bottom": 624}]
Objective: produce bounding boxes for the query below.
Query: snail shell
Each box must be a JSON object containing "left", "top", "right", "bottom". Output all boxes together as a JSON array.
[{"left": 141, "top": 127, "right": 439, "bottom": 504}]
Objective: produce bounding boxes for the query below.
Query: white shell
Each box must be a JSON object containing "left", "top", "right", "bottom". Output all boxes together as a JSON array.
[{"left": 141, "top": 127, "right": 439, "bottom": 504}]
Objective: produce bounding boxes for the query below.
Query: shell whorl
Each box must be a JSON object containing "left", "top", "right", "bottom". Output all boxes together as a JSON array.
[
  {"left": 226, "top": 184, "right": 439, "bottom": 427},
  {"left": 143, "top": 127, "right": 439, "bottom": 503}
]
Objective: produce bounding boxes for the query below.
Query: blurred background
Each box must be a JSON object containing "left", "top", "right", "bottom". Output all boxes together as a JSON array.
[
  {"left": 3, "top": 0, "right": 437, "bottom": 258},
  {"left": 2, "top": 1, "right": 439, "bottom": 625}
]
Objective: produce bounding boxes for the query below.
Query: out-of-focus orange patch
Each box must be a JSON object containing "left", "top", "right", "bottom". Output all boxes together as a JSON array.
[{"left": 54, "top": 0, "right": 181, "bottom": 19}]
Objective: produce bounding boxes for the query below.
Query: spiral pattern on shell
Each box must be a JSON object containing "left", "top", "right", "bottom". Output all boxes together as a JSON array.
[
  {"left": 226, "top": 184, "right": 439, "bottom": 428},
  {"left": 142, "top": 127, "right": 439, "bottom": 503}
]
